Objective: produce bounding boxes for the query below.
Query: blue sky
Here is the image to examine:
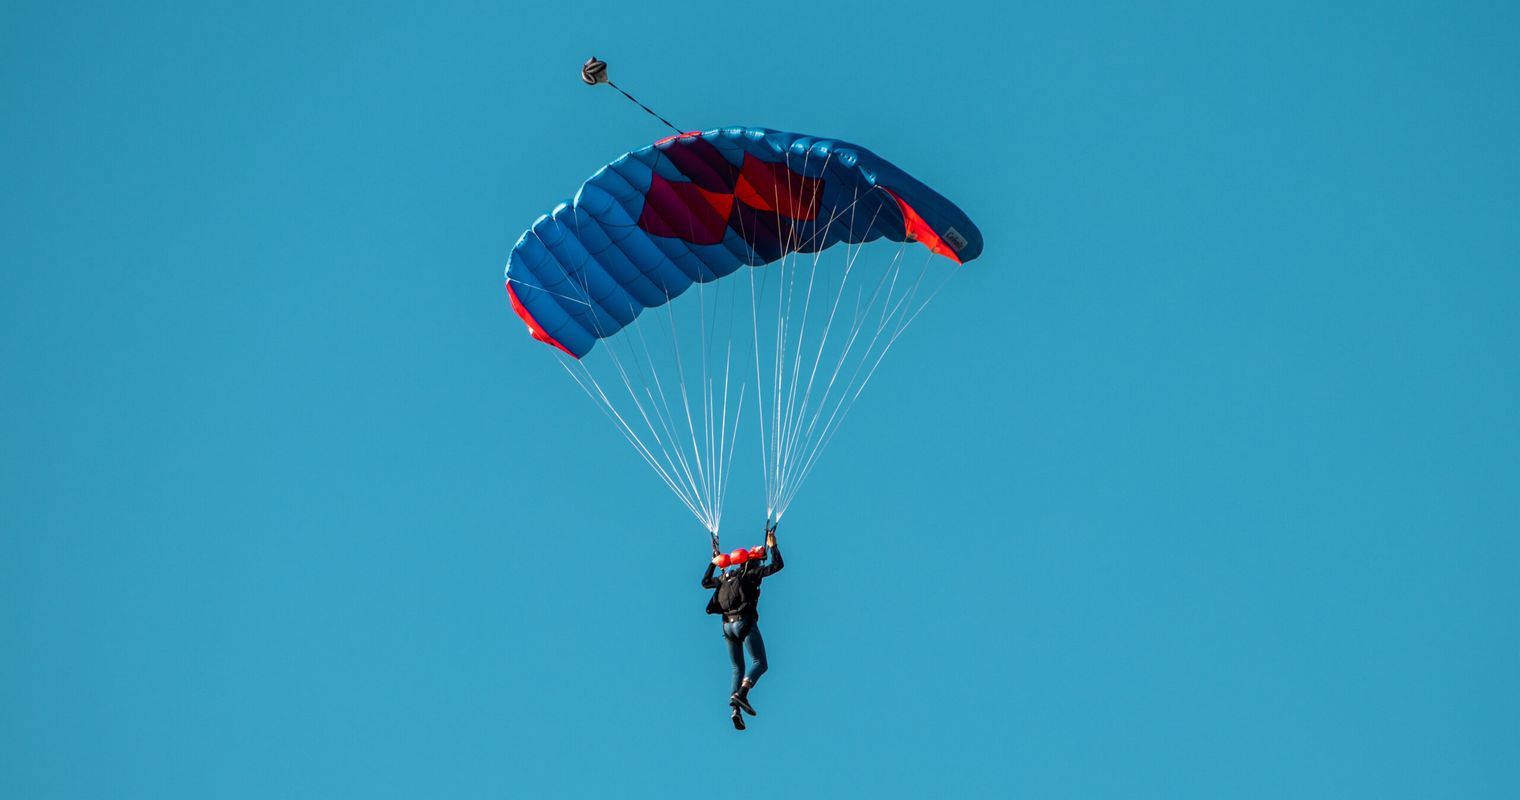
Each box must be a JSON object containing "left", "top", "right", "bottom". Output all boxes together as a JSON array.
[{"left": 3, "top": 1, "right": 1517, "bottom": 797}]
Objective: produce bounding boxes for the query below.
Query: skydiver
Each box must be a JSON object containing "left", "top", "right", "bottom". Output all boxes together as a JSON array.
[{"left": 702, "top": 523, "right": 783, "bottom": 731}]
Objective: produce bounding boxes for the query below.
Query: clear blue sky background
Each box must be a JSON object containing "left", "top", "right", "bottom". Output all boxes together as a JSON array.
[{"left": 3, "top": 1, "right": 1517, "bottom": 797}]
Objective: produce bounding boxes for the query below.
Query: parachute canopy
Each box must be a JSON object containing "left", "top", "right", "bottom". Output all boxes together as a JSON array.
[{"left": 505, "top": 126, "right": 982, "bottom": 358}]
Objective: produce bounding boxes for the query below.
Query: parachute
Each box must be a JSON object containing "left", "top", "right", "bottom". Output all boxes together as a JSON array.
[{"left": 505, "top": 126, "right": 982, "bottom": 535}]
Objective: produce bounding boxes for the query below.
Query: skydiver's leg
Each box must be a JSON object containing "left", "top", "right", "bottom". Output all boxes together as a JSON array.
[
  {"left": 723, "top": 622, "right": 745, "bottom": 697},
  {"left": 743, "top": 624, "right": 768, "bottom": 685},
  {"left": 732, "top": 623, "right": 766, "bottom": 716},
  {"left": 723, "top": 621, "right": 748, "bottom": 730}
]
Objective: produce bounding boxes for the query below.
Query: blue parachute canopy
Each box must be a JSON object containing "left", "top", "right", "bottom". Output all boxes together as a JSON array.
[{"left": 505, "top": 126, "right": 982, "bottom": 357}]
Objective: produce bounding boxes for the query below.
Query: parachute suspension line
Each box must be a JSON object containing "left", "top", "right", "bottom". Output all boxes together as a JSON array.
[
  {"left": 697, "top": 271, "right": 730, "bottom": 534},
  {"left": 627, "top": 307, "right": 711, "bottom": 522},
  {"left": 697, "top": 271, "right": 737, "bottom": 534},
  {"left": 714, "top": 271, "right": 747, "bottom": 530},
  {"left": 759, "top": 171, "right": 965, "bottom": 521},
  {"left": 665, "top": 151, "right": 722, "bottom": 532},
  {"left": 778, "top": 243, "right": 916, "bottom": 516},
  {"left": 783, "top": 213, "right": 895, "bottom": 478},
  {"left": 557, "top": 356, "right": 708, "bottom": 526},
  {"left": 750, "top": 148, "right": 793, "bottom": 519},
  {"left": 573, "top": 279, "right": 752, "bottom": 534},
  {"left": 661, "top": 288, "right": 713, "bottom": 527},
  {"left": 620, "top": 304, "right": 714, "bottom": 529},
  {"left": 603, "top": 322, "right": 712, "bottom": 528},
  {"left": 773, "top": 192, "right": 885, "bottom": 511},
  {"left": 614, "top": 280, "right": 697, "bottom": 498},
  {"left": 696, "top": 273, "right": 713, "bottom": 529},
  {"left": 774, "top": 183, "right": 874, "bottom": 482},
  {"left": 503, "top": 277, "right": 594, "bottom": 308},
  {"left": 772, "top": 149, "right": 828, "bottom": 513},
  {"left": 749, "top": 145, "right": 818, "bottom": 520},
  {"left": 770, "top": 207, "right": 873, "bottom": 518},
  {"left": 770, "top": 205, "right": 797, "bottom": 518},
  {"left": 766, "top": 237, "right": 784, "bottom": 515},
  {"left": 731, "top": 165, "right": 777, "bottom": 520},
  {"left": 705, "top": 273, "right": 746, "bottom": 532},
  {"left": 749, "top": 148, "right": 875, "bottom": 522},
  {"left": 769, "top": 146, "right": 822, "bottom": 516},
  {"left": 587, "top": 309, "right": 713, "bottom": 528},
  {"left": 777, "top": 247, "right": 961, "bottom": 516},
  {"left": 634, "top": 266, "right": 747, "bottom": 534},
  {"left": 747, "top": 247, "right": 775, "bottom": 520}
]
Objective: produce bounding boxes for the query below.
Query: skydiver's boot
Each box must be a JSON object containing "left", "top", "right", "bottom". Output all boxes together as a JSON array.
[
  {"left": 732, "top": 679, "right": 757, "bottom": 716},
  {"left": 730, "top": 705, "right": 746, "bottom": 730}
]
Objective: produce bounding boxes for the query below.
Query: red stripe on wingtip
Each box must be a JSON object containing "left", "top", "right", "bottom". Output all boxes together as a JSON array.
[
  {"left": 506, "top": 281, "right": 578, "bottom": 357},
  {"left": 882, "top": 188, "right": 963, "bottom": 265},
  {"left": 654, "top": 130, "right": 705, "bottom": 146}
]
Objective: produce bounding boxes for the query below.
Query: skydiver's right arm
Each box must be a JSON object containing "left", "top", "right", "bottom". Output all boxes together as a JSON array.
[{"left": 702, "top": 561, "right": 719, "bottom": 589}]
